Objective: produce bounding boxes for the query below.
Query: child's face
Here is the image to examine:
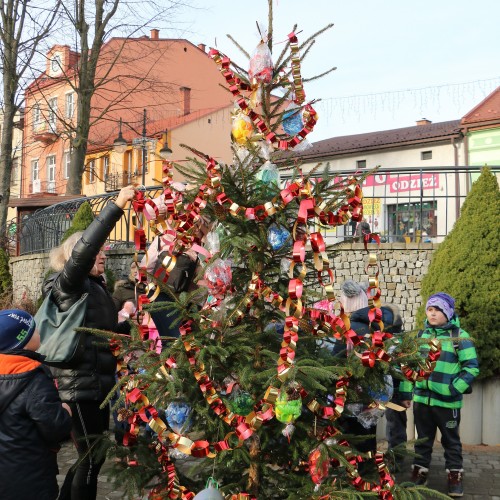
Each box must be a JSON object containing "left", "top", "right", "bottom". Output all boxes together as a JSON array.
[
  {"left": 25, "top": 329, "right": 41, "bottom": 351},
  {"left": 426, "top": 306, "right": 448, "bottom": 327}
]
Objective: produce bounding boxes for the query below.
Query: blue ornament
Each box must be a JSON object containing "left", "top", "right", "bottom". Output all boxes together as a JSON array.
[
  {"left": 165, "top": 401, "right": 192, "bottom": 434},
  {"left": 255, "top": 161, "right": 280, "bottom": 186},
  {"left": 366, "top": 375, "right": 394, "bottom": 403},
  {"left": 283, "top": 106, "right": 303, "bottom": 136},
  {"left": 267, "top": 223, "right": 291, "bottom": 251}
]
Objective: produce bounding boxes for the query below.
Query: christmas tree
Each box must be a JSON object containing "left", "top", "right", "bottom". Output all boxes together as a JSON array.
[{"left": 104, "top": 5, "right": 447, "bottom": 499}]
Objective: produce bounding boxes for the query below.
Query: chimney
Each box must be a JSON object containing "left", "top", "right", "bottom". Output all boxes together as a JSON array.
[
  {"left": 416, "top": 118, "right": 432, "bottom": 126},
  {"left": 197, "top": 43, "right": 206, "bottom": 53},
  {"left": 180, "top": 86, "right": 191, "bottom": 116},
  {"left": 150, "top": 29, "right": 159, "bottom": 40}
]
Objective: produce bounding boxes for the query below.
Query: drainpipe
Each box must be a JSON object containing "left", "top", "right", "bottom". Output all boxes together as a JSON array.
[
  {"left": 451, "top": 136, "right": 460, "bottom": 220},
  {"left": 463, "top": 126, "right": 470, "bottom": 193}
]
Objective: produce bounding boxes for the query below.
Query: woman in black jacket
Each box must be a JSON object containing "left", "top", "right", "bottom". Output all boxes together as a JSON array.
[{"left": 42, "top": 185, "right": 135, "bottom": 500}]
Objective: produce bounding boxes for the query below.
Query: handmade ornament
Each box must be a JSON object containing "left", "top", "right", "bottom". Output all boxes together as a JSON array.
[
  {"left": 204, "top": 258, "right": 232, "bottom": 290},
  {"left": 228, "top": 389, "right": 255, "bottom": 416},
  {"left": 255, "top": 161, "right": 280, "bottom": 187},
  {"left": 193, "top": 477, "right": 224, "bottom": 500},
  {"left": 165, "top": 401, "right": 192, "bottom": 434},
  {"left": 267, "top": 223, "right": 291, "bottom": 251},
  {"left": 232, "top": 112, "right": 253, "bottom": 145},
  {"left": 366, "top": 375, "right": 394, "bottom": 404},
  {"left": 309, "top": 447, "right": 330, "bottom": 484},
  {"left": 275, "top": 384, "right": 302, "bottom": 424},
  {"left": 282, "top": 102, "right": 304, "bottom": 136},
  {"left": 248, "top": 40, "right": 273, "bottom": 84}
]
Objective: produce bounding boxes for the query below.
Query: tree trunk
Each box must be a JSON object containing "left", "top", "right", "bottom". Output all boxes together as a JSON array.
[
  {"left": 0, "top": 103, "right": 15, "bottom": 234},
  {"left": 247, "top": 434, "right": 260, "bottom": 497}
]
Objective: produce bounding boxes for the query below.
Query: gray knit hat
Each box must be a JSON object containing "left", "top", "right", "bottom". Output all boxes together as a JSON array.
[{"left": 340, "top": 280, "right": 369, "bottom": 313}]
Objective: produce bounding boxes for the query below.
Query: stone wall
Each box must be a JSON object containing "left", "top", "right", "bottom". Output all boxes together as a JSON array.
[
  {"left": 330, "top": 242, "right": 437, "bottom": 331},
  {"left": 11, "top": 243, "right": 436, "bottom": 331}
]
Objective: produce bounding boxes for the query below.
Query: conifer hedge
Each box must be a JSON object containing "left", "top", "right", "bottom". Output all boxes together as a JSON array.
[
  {"left": 418, "top": 168, "right": 500, "bottom": 379},
  {"left": 61, "top": 201, "right": 94, "bottom": 242}
]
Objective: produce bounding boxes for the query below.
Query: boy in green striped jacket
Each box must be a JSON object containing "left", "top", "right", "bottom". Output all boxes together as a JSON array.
[{"left": 400, "top": 292, "right": 479, "bottom": 497}]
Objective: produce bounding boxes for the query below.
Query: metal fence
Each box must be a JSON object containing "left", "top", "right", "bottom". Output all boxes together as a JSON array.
[{"left": 8, "top": 165, "right": 499, "bottom": 256}]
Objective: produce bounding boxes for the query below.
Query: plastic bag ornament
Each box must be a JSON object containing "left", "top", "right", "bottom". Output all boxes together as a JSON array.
[
  {"left": 193, "top": 477, "right": 224, "bottom": 500},
  {"left": 231, "top": 112, "right": 253, "bottom": 145},
  {"left": 309, "top": 447, "right": 330, "bottom": 484},
  {"left": 204, "top": 258, "right": 232, "bottom": 289},
  {"left": 267, "top": 223, "right": 292, "bottom": 251},
  {"left": 366, "top": 375, "right": 394, "bottom": 404},
  {"left": 165, "top": 401, "right": 192, "bottom": 434},
  {"left": 282, "top": 102, "right": 304, "bottom": 136},
  {"left": 227, "top": 389, "right": 254, "bottom": 416},
  {"left": 275, "top": 383, "right": 302, "bottom": 424},
  {"left": 255, "top": 160, "right": 280, "bottom": 187},
  {"left": 248, "top": 40, "right": 273, "bottom": 84}
]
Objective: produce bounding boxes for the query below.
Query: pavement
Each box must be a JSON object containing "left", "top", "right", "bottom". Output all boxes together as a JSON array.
[{"left": 57, "top": 439, "right": 500, "bottom": 499}]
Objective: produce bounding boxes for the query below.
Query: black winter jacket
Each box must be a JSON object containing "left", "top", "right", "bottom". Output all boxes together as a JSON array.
[
  {"left": 0, "top": 351, "right": 72, "bottom": 500},
  {"left": 324, "top": 304, "right": 402, "bottom": 357},
  {"left": 42, "top": 202, "right": 129, "bottom": 403}
]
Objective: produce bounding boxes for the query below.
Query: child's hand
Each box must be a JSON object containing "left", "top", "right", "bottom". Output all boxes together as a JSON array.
[
  {"left": 62, "top": 403, "right": 72, "bottom": 416},
  {"left": 400, "top": 400, "right": 412, "bottom": 409}
]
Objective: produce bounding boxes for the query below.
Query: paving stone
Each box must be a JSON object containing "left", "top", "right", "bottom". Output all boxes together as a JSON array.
[{"left": 56, "top": 440, "right": 500, "bottom": 499}]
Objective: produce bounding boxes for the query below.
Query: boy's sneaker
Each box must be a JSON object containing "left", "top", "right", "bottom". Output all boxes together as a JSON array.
[
  {"left": 411, "top": 465, "right": 429, "bottom": 486},
  {"left": 447, "top": 469, "right": 464, "bottom": 497}
]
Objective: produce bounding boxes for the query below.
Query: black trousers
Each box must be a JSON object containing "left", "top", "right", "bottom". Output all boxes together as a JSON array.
[
  {"left": 413, "top": 402, "right": 462, "bottom": 470},
  {"left": 385, "top": 406, "right": 408, "bottom": 449},
  {"left": 58, "top": 402, "right": 110, "bottom": 500}
]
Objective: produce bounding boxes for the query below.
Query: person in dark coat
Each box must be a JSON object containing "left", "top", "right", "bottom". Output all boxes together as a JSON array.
[
  {"left": 329, "top": 281, "right": 403, "bottom": 466},
  {"left": 0, "top": 309, "right": 72, "bottom": 500},
  {"left": 41, "top": 185, "right": 135, "bottom": 500}
]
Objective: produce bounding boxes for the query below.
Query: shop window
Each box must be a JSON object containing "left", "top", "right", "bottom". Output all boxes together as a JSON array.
[{"left": 388, "top": 201, "right": 437, "bottom": 243}]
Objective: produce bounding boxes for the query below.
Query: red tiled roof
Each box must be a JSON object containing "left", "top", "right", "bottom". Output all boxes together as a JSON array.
[
  {"left": 461, "top": 86, "right": 500, "bottom": 125},
  {"left": 288, "top": 120, "right": 462, "bottom": 161}
]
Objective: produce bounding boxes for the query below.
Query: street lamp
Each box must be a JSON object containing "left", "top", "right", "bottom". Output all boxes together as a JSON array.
[
  {"left": 159, "top": 130, "right": 172, "bottom": 159},
  {"left": 113, "top": 118, "right": 127, "bottom": 154},
  {"left": 113, "top": 109, "right": 171, "bottom": 187}
]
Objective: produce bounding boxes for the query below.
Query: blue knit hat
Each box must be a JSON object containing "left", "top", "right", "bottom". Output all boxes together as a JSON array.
[
  {"left": 0, "top": 309, "right": 36, "bottom": 352},
  {"left": 426, "top": 292, "right": 455, "bottom": 321}
]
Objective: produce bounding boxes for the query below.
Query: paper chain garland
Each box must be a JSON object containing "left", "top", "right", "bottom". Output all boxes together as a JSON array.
[
  {"left": 114, "top": 30, "right": 442, "bottom": 498},
  {"left": 208, "top": 32, "right": 317, "bottom": 151}
]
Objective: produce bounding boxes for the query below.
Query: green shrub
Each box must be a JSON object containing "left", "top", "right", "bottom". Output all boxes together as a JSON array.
[
  {"left": 61, "top": 201, "right": 94, "bottom": 242},
  {"left": 418, "top": 168, "right": 500, "bottom": 379},
  {"left": 0, "top": 247, "right": 12, "bottom": 294}
]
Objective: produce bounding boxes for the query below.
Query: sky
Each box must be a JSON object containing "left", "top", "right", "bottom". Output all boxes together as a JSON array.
[{"left": 167, "top": 0, "right": 500, "bottom": 141}]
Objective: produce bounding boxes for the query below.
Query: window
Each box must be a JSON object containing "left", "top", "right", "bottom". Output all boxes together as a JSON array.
[
  {"left": 88, "top": 159, "right": 95, "bottom": 183},
  {"left": 48, "top": 97, "right": 57, "bottom": 132},
  {"left": 102, "top": 155, "right": 109, "bottom": 179},
  {"left": 356, "top": 160, "right": 367, "bottom": 169},
  {"left": 11, "top": 158, "right": 19, "bottom": 183},
  {"left": 32, "top": 104, "right": 41, "bottom": 131},
  {"left": 421, "top": 150, "right": 432, "bottom": 160},
  {"left": 47, "top": 155, "right": 56, "bottom": 192},
  {"left": 64, "top": 151, "right": 71, "bottom": 179},
  {"left": 65, "top": 92, "right": 74, "bottom": 119},
  {"left": 31, "top": 159, "right": 39, "bottom": 181}
]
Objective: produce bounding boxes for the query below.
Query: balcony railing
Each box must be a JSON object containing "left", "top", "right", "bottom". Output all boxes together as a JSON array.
[
  {"left": 6, "top": 165, "right": 499, "bottom": 256},
  {"left": 104, "top": 172, "right": 131, "bottom": 192}
]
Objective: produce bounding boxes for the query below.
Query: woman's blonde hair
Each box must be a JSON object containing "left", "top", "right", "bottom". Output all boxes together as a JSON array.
[{"left": 49, "top": 232, "right": 83, "bottom": 272}]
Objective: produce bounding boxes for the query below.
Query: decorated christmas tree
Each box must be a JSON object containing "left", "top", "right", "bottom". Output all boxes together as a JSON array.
[{"left": 104, "top": 4, "right": 447, "bottom": 499}]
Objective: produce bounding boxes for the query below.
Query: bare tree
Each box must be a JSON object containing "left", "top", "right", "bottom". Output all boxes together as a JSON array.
[
  {"left": 0, "top": 0, "right": 60, "bottom": 232},
  {"left": 54, "top": 0, "right": 190, "bottom": 195}
]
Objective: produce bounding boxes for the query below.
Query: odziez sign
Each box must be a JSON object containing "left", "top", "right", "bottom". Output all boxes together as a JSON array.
[
  {"left": 284, "top": 173, "right": 440, "bottom": 193},
  {"left": 363, "top": 173, "right": 440, "bottom": 193}
]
